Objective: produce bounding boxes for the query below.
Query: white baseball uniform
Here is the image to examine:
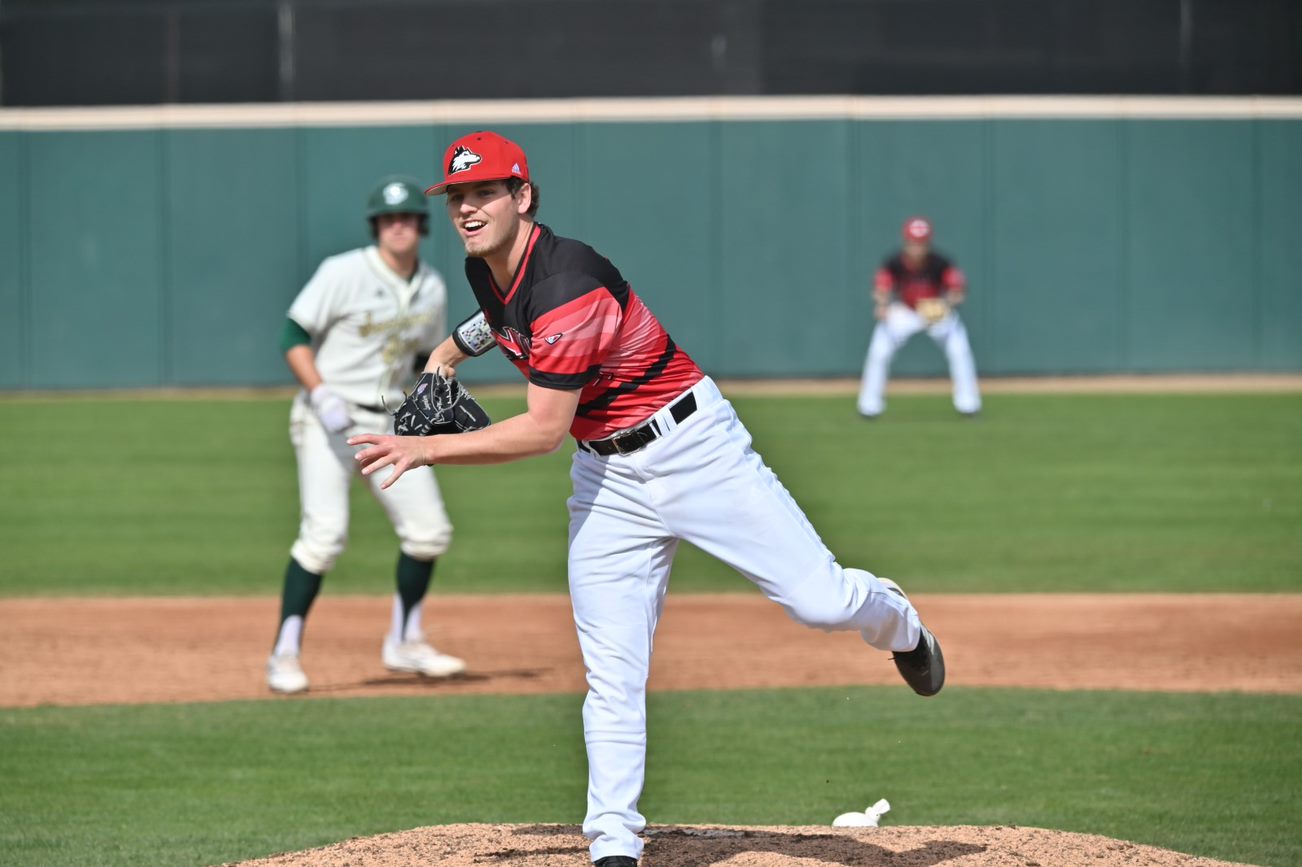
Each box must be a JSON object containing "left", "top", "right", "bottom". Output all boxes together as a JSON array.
[{"left": 286, "top": 245, "right": 453, "bottom": 576}]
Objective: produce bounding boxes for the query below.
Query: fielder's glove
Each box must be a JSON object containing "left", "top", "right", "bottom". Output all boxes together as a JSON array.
[
  {"left": 916, "top": 297, "right": 950, "bottom": 325},
  {"left": 392, "top": 372, "right": 491, "bottom": 436},
  {"left": 310, "top": 385, "right": 353, "bottom": 434}
]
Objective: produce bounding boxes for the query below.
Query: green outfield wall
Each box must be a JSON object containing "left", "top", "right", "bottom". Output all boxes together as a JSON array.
[{"left": 1, "top": 99, "right": 1300, "bottom": 389}]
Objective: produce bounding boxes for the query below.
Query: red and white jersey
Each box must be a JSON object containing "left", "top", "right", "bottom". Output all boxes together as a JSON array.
[
  {"left": 462, "top": 224, "right": 703, "bottom": 441},
  {"left": 875, "top": 251, "right": 965, "bottom": 310}
]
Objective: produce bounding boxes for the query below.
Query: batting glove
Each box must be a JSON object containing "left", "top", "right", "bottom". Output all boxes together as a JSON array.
[{"left": 310, "top": 385, "right": 353, "bottom": 434}]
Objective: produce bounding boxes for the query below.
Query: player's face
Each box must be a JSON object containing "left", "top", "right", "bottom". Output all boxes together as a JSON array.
[
  {"left": 903, "top": 239, "right": 929, "bottom": 263},
  {"left": 375, "top": 213, "right": 422, "bottom": 257},
  {"left": 445, "top": 181, "right": 526, "bottom": 259}
]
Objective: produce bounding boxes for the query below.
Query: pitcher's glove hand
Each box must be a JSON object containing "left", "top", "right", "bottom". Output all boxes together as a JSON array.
[
  {"left": 392, "top": 372, "right": 491, "bottom": 436},
  {"left": 916, "top": 297, "right": 950, "bottom": 325}
]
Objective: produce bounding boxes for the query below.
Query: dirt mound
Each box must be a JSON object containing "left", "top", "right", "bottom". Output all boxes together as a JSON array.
[{"left": 233, "top": 822, "right": 1257, "bottom": 866}]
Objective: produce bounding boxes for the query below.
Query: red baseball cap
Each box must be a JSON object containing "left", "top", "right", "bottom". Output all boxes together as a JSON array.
[
  {"left": 903, "top": 216, "right": 933, "bottom": 242},
  {"left": 425, "top": 131, "right": 530, "bottom": 195}
]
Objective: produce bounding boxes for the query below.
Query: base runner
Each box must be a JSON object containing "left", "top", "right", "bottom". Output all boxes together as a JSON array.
[{"left": 266, "top": 176, "right": 466, "bottom": 695}]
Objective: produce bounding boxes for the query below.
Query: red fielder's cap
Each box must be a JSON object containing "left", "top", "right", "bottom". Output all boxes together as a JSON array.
[
  {"left": 425, "top": 131, "right": 530, "bottom": 195},
  {"left": 903, "top": 216, "right": 933, "bottom": 242}
]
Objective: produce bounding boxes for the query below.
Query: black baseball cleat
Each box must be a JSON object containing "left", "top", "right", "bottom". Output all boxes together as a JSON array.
[
  {"left": 892, "top": 624, "right": 946, "bottom": 697},
  {"left": 594, "top": 857, "right": 638, "bottom": 867},
  {"left": 878, "top": 578, "right": 945, "bottom": 696}
]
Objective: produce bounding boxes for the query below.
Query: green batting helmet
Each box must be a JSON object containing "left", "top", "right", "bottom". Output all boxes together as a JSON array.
[{"left": 366, "top": 176, "right": 429, "bottom": 218}]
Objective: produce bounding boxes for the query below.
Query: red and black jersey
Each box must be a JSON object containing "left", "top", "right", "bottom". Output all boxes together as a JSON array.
[
  {"left": 463, "top": 223, "right": 703, "bottom": 441},
  {"left": 875, "top": 251, "right": 965, "bottom": 310}
]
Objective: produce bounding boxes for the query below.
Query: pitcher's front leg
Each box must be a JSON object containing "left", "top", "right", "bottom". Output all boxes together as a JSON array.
[{"left": 568, "top": 460, "right": 676, "bottom": 864}]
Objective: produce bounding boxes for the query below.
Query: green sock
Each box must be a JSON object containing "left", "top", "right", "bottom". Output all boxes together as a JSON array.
[
  {"left": 273, "top": 558, "right": 323, "bottom": 655},
  {"left": 396, "top": 552, "right": 435, "bottom": 639}
]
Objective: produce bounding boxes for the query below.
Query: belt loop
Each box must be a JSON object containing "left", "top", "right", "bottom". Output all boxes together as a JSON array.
[{"left": 670, "top": 391, "right": 697, "bottom": 424}]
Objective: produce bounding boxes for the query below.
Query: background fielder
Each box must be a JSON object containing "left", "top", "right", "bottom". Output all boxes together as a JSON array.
[
  {"left": 266, "top": 176, "right": 465, "bottom": 694},
  {"left": 858, "top": 216, "right": 982, "bottom": 418}
]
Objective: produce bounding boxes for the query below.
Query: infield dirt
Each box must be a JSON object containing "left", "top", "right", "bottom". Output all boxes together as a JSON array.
[{"left": 2, "top": 594, "right": 1300, "bottom": 708}]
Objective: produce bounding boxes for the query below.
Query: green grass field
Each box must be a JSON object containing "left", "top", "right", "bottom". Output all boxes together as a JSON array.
[
  {"left": 1, "top": 390, "right": 1300, "bottom": 866},
  {"left": 1, "top": 391, "right": 1299, "bottom": 595},
  {"left": 2, "top": 688, "right": 1299, "bottom": 867}
]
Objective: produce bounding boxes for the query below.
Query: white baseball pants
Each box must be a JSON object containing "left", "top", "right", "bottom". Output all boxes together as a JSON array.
[
  {"left": 567, "top": 377, "right": 921, "bottom": 862},
  {"left": 857, "top": 302, "right": 982, "bottom": 416},
  {"left": 288, "top": 394, "right": 453, "bottom": 574}
]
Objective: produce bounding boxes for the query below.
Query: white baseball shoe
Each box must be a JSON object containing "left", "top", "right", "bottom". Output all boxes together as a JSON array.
[
  {"left": 266, "top": 653, "right": 309, "bottom": 694},
  {"left": 383, "top": 638, "right": 466, "bottom": 678}
]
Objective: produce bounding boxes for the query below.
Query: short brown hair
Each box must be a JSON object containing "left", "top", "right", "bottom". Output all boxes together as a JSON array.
[{"left": 506, "top": 177, "right": 541, "bottom": 217}]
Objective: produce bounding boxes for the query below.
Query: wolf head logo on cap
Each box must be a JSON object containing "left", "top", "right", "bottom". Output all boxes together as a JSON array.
[{"left": 449, "top": 146, "right": 483, "bottom": 175}]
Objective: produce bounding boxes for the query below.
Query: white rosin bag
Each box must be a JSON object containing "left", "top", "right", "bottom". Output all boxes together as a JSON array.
[{"left": 832, "top": 798, "right": 891, "bottom": 827}]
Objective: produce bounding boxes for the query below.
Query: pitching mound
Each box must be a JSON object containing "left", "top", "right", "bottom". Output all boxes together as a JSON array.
[{"left": 233, "top": 823, "right": 1255, "bottom": 866}]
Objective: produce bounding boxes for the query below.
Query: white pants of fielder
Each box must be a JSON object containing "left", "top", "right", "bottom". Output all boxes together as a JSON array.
[
  {"left": 567, "top": 377, "right": 922, "bottom": 863},
  {"left": 287, "top": 395, "right": 453, "bottom": 644},
  {"left": 857, "top": 302, "right": 982, "bottom": 416}
]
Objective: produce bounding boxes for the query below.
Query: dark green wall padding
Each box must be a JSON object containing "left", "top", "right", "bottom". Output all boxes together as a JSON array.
[{"left": 2, "top": 117, "right": 1299, "bottom": 389}]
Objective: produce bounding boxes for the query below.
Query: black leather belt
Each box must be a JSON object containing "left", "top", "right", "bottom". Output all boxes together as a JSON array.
[{"left": 579, "top": 392, "right": 698, "bottom": 456}]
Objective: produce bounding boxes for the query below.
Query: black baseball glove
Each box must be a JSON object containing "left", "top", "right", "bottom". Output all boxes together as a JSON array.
[{"left": 391, "top": 372, "right": 491, "bottom": 436}]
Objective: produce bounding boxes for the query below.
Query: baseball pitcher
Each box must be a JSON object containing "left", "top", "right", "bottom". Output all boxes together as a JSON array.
[{"left": 347, "top": 132, "right": 946, "bottom": 867}]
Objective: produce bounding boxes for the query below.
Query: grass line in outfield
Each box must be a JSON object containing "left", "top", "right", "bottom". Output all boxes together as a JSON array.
[
  {"left": 0, "top": 392, "right": 1298, "bottom": 595},
  {"left": 3, "top": 373, "right": 1299, "bottom": 401},
  {"left": 1, "top": 687, "right": 1297, "bottom": 867}
]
